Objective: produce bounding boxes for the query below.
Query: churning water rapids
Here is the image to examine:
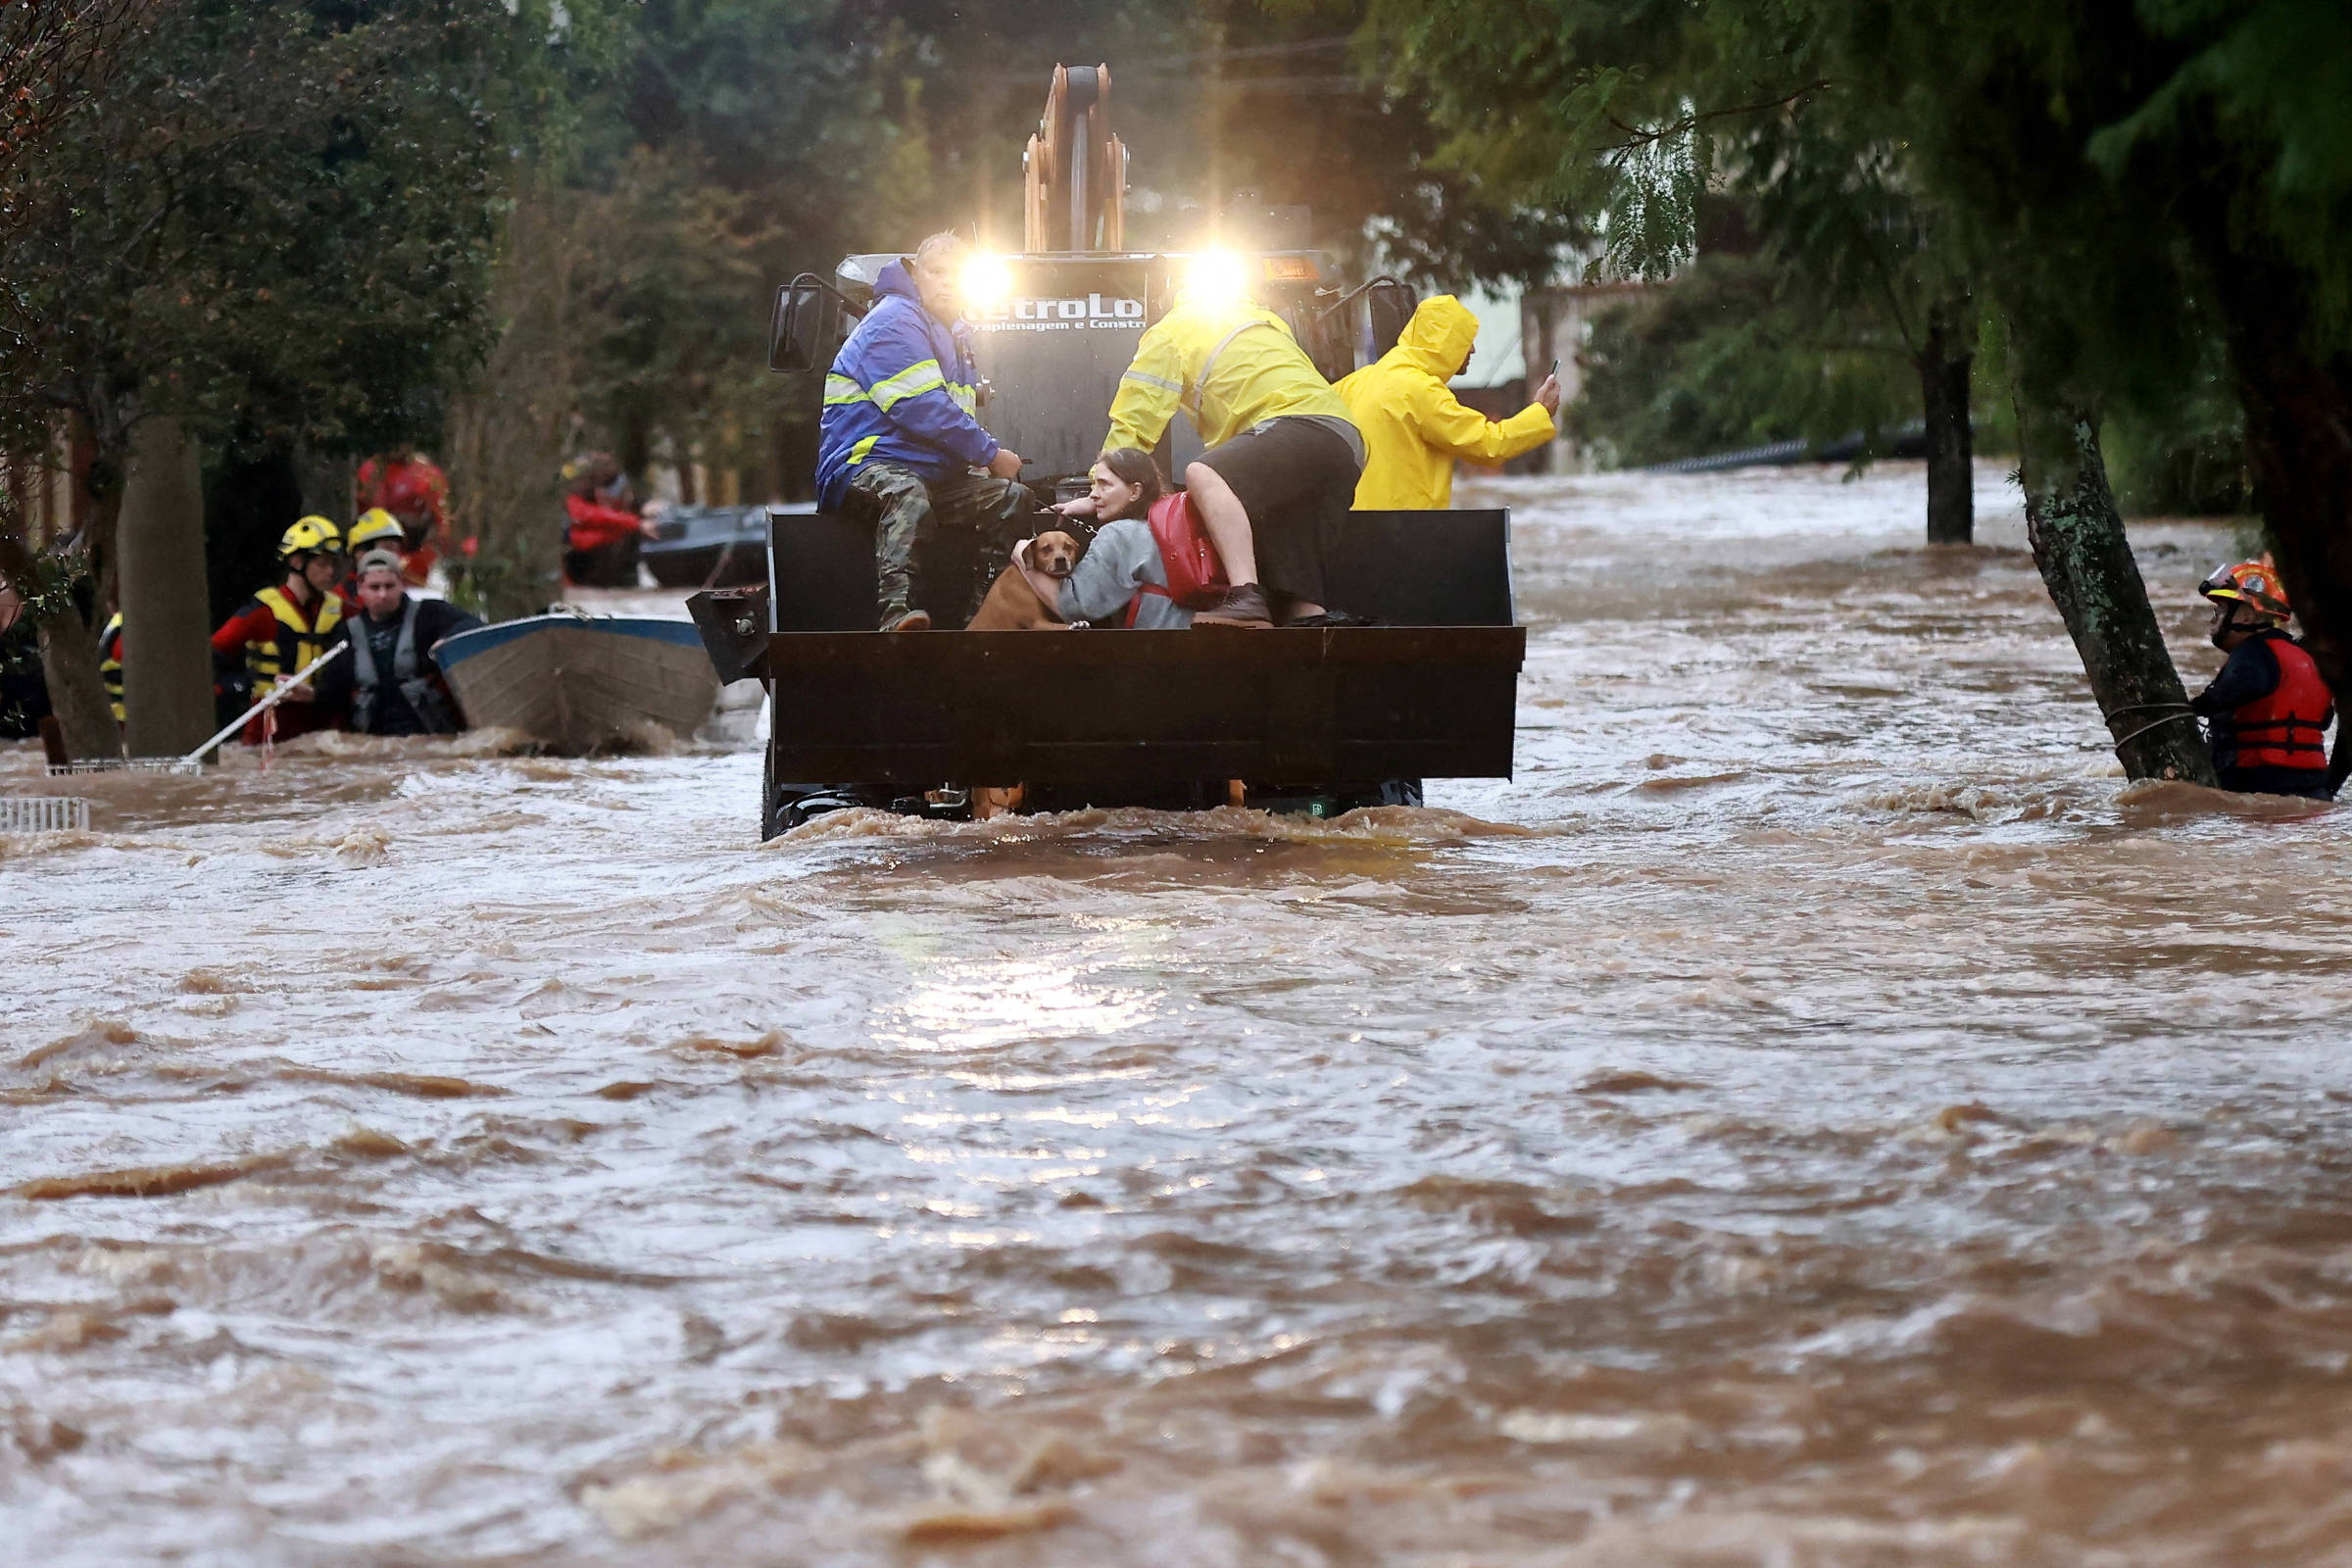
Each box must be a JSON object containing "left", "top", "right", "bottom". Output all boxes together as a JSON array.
[{"left": 7, "top": 464, "right": 2352, "bottom": 1566}]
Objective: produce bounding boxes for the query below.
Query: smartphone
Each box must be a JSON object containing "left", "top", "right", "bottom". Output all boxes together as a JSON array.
[{"left": 1547, "top": 358, "right": 1560, "bottom": 378}]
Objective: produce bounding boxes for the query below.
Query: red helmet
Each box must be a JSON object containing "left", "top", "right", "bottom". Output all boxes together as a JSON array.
[
  {"left": 358, "top": 454, "right": 449, "bottom": 527},
  {"left": 2199, "top": 560, "right": 2291, "bottom": 623}
]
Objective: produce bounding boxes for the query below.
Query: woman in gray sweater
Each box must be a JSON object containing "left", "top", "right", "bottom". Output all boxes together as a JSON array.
[{"left": 1049, "top": 449, "right": 1201, "bottom": 630}]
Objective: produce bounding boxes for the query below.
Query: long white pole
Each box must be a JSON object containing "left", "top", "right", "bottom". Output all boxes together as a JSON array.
[{"left": 173, "top": 641, "right": 352, "bottom": 772}]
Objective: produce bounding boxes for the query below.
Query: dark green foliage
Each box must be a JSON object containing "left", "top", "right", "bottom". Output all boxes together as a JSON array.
[
  {"left": 0, "top": 0, "right": 611, "bottom": 600},
  {"left": 545, "top": 0, "right": 1582, "bottom": 495},
  {"left": 2089, "top": 0, "right": 2352, "bottom": 342},
  {"left": 1355, "top": 0, "right": 1988, "bottom": 533},
  {"left": 2102, "top": 394, "right": 2252, "bottom": 517},
  {"left": 0, "top": 0, "right": 588, "bottom": 458},
  {"left": 1575, "top": 254, "right": 1918, "bottom": 466},
  {"left": 202, "top": 445, "right": 304, "bottom": 627}
]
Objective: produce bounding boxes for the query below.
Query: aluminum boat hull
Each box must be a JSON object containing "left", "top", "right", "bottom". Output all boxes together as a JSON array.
[{"left": 434, "top": 615, "right": 717, "bottom": 752}]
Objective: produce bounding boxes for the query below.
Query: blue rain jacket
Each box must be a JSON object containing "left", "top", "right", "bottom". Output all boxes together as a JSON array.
[{"left": 814, "top": 261, "right": 998, "bottom": 510}]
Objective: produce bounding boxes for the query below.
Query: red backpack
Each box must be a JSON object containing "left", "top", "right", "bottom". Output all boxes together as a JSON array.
[{"left": 1124, "top": 491, "right": 1229, "bottom": 625}]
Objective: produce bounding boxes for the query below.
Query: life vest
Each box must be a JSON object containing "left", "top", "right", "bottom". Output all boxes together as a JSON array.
[
  {"left": 1122, "top": 492, "right": 1230, "bottom": 627},
  {"left": 2231, "top": 634, "right": 2333, "bottom": 769},
  {"left": 98, "top": 612, "right": 124, "bottom": 723},
  {"left": 247, "top": 585, "right": 343, "bottom": 682},
  {"left": 346, "top": 596, "right": 457, "bottom": 735}
]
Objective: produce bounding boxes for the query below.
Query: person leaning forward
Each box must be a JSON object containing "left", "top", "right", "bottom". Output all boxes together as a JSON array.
[
  {"left": 342, "top": 548, "right": 481, "bottom": 737},
  {"left": 815, "top": 232, "right": 1029, "bottom": 631},
  {"left": 1102, "top": 275, "right": 1364, "bottom": 628},
  {"left": 1337, "top": 295, "right": 1560, "bottom": 510}
]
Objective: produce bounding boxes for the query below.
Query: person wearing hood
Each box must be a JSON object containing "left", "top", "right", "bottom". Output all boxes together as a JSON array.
[
  {"left": 815, "top": 232, "right": 1029, "bottom": 631},
  {"left": 1337, "top": 295, "right": 1561, "bottom": 510}
]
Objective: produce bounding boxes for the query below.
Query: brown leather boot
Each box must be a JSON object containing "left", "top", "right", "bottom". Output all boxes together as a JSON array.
[{"left": 1192, "top": 582, "right": 1272, "bottom": 628}]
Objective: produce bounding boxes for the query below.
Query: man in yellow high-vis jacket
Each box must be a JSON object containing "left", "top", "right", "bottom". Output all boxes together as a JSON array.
[{"left": 1103, "top": 273, "right": 1362, "bottom": 627}]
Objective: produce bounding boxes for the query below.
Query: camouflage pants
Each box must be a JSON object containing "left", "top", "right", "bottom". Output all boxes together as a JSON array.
[{"left": 843, "top": 463, "right": 1033, "bottom": 627}]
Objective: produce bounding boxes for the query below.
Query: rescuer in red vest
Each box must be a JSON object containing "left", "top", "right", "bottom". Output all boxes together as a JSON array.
[
  {"left": 210, "top": 515, "right": 352, "bottom": 745},
  {"left": 2189, "top": 561, "right": 2335, "bottom": 800}
]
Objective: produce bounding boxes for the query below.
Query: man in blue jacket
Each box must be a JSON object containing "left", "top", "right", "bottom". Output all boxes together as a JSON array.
[{"left": 816, "top": 232, "right": 1029, "bottom": 630}]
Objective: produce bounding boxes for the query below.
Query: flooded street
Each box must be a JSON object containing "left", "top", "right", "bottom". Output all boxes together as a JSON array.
[{"left": 9, "top": 464, "right": 2352, "bottom": 1565}]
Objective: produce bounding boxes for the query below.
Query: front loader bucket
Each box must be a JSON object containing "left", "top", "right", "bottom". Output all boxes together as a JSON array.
[
  {"left": 692, "top": 506, "right": 1530, "bottom": 835},
  {"left": 760, "top": 625, "right": 1523, "bottom": 794}
]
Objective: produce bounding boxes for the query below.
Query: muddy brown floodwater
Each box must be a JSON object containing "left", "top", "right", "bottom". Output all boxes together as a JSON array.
[{"left": 6, "top": 463, "right": 2352, "bottom": 1566}]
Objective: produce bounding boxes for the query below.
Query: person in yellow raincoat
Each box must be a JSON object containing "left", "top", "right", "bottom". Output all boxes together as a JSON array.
[
  {"left": 1102, "top": 268, "right": 1363, "bottom": 626},
  {"left": 1337, "top": 295, "right": 1561, "bottom": 509}
]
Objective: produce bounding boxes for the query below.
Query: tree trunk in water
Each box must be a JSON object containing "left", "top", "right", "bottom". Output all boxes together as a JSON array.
[
  {"left": 444, "top": 168, "right": 573, "bottom": 624},
  {"left": 0, "top": 524, "right": 119, "bottom": 761},
  {"left": 118, "top": 415, "right": 218, "bottom": 757},
  {"left": 2015, "top": 397, "right": 2214, "bottom": 784},
  {"left": 1918, "top": 300, "right": 1974, "bottom": 545},
  {"left": 33, "top": 601, "right": 119, "bottom": 761}
]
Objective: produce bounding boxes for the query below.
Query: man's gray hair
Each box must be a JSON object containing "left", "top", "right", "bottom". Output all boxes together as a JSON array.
[{"left": 913, "top": 231, "right": 966, "bottom": 269}]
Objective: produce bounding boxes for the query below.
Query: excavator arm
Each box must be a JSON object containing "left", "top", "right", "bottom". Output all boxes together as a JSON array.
[{"left": 1024, "top": 64, "right": 1126, "bottom": 253}]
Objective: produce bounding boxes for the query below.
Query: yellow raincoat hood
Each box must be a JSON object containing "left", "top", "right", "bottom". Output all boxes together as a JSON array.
[
  {"left": 1336, "top": 294, "right": 1555, "bottom": 509},
  {"left": 1395, "top": 294, "right": 1483, "bottom": 378}
]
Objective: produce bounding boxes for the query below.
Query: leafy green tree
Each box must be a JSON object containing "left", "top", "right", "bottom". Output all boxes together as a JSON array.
[
  {"left": 1353, "top": 0, "right": 1980, "bottom": 537},
  {"left": 0, "top": 0, "right": 609, "bottom": 755},
  {"left": 1350, "top": 0, "right": 2238, "bottom": 780},
  {"left": 1780, "top": 0, "right": 2352, "bottom": 781},
  {"left": 1573, "top": 249, "right": 1923, "bottom": 467},
  {"left": 0, "top": 0, "right": 160, "bottom": 198}
]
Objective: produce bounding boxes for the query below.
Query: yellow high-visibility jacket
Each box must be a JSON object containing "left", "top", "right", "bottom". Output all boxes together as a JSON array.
[
  {"left": 1335, "top": 295, "right": 1555, "bottom": 509},
  {"left": 1103, "top": 294, "right": 1353, "bottom": 456}
]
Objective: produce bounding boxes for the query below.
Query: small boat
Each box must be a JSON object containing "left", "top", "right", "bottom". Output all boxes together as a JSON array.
[
  {"left": 641, "top": 503, "right": 808, "bottom": 588},
  {"left": 434, "top": 614, "right": 719, "bottom": 752}
]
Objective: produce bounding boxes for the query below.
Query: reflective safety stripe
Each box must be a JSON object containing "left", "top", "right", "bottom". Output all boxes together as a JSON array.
[
  {"left": 869, "top": 358, "right": 946, "bottom": 412},
  {"left": 99, "top": 612, "right": 124, "bottom": 723},
  {"left": 822, "top": 373, "right": 869, "bottom": 407},
  {"left": 846, "top": 434, "right": 881, "bottom": 467},
  {"left": 1122, "top": 368, "right": 1182, "bottom": 393},
  {"left": 950, "top": 382, "right": 977, "bottom": 416}
]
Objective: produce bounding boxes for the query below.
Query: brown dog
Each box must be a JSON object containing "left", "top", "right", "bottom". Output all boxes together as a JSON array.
[{"left": 964, "top": 530, "right": 1084, "bottom": 630}]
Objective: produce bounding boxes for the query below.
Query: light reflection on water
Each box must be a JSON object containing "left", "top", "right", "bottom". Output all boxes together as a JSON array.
[
  {"left": 5, "top": 463, "right": 2351, "bottom": 1565},
  {"left": 873, "top": 956, "right": 1165, "bottom": 1054}
]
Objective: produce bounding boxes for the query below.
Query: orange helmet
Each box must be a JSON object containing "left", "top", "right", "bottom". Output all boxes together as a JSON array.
[{"left": 2199, "top": 560, "right": 2291, "bottom": 623}]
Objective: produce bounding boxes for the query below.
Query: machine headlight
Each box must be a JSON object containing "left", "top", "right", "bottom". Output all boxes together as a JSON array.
[
  {"left": 960, "top": 253, "right": 1015, "bottom": 311},
  {"left": 1182, "top": 248, "right": 1251, "bottom": 303}
]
